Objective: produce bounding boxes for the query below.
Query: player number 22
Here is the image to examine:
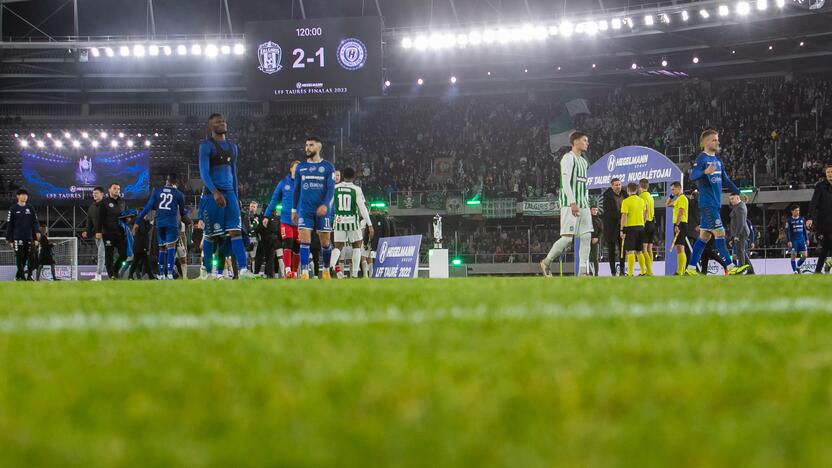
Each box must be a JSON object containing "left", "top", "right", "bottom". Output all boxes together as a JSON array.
[
  {"left": 159, "top": 193, "right": 173, "bottom": 210},
  {"left": 293, "top": 47, "right": 324, "bottom": 68}
]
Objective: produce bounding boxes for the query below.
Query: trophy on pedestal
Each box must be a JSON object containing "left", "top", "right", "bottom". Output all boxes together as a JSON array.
[{"left": 433, "top": 214, "right": 443, "bottom": 249}]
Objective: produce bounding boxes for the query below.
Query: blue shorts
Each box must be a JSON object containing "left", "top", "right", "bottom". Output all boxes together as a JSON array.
[
  {"left": 699, "top": 206, "right": 724, "bottom": 231},
  {"left": 156, "top": 225, "right": 179, "bottom": 246},
  {"left": 790, "top": 241, "right": 807, "bottom": 254},
  {"left": 199, "top": 190, "right": 242, "bottom": 238},
  {"left": 297, "top": 211, "right": 332, "bottom": 232}
]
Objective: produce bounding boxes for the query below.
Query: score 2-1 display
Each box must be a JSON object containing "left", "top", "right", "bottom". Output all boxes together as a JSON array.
[{"left": 245, "top": 17, "right": 382, "bottom": 99}]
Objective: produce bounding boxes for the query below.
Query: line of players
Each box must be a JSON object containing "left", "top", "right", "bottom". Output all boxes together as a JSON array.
[
  {"left": 131, "top": 113, "right": 388, "bottom": 280},
  {"left": 540, "top": 129, "right": 824, "bottom": 276}
]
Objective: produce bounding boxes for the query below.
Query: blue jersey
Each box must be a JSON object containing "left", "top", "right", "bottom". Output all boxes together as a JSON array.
[
  {"left": 199, "top": 138, "right": 238, "bottom": 193},
  {"left": 786, "top": 216, "right": 807, "bottom": 244},
  {"left": 135, "top": 185, "right": 187, "bottom": 228},
  {"left": 265, "top": 174, "right": 295, "bottom": 225},
  {"left": 292, "top": 159, "right": 336, "bottom": 215},
  {"left": 689, "top": 152, "right": 740, "bottom": 210}
]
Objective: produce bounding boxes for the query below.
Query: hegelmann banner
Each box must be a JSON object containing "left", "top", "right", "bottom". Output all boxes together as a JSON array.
[
  {"left": 587, "top": 146, "right": 680, "bottom": 189},
  {"left": 373, "top": 235, "right": 422, "bottom": 279}
]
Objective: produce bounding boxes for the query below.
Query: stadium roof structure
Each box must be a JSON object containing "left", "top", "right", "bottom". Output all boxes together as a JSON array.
[{"left": 0, "top": 0, "right": 831, "bottom": 103}]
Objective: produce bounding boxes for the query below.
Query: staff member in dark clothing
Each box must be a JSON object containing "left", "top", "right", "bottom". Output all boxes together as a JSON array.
[
  {"left": 129, "top": 216, "right": 154, "bottom": 279},
  {"left": 589, "top": 202, "right": 603, "bottom": 276},
  {"left": 82, "top": 186, "right": 106, "bottom": 281},
  {"left": 808, "top": 164, "right": 832, "bottom": 273},
  {"left": 602, "top": 178, "right": 625, "bottom": 275},
  {"left": 367, "top": 207, "right": 394, "bottom": 277},
  {"left": 254, "top": 209, "right": 279, "bottom": 278},
  {"left": 5, "top": 189, "right": 40, "bottom": 281},
  {"left": 96, "top": 183, "right": 128, "bottom": 279},
  {"left": 35, "top": 226, "right": 58, "bottom": 281}
]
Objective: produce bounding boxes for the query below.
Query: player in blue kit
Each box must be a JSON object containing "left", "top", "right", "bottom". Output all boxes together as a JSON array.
[
  {"left": 292, "top": 136, "right": 336, "bottom": 280},
  {"left": 685, "top": 130, "right": 750, "bottom": 276},
  {"left": 786, "top": 205, "right": 809, "bottom": 274},
  {"left": 264, "top": 160, "right": 300, "bottom": 278},
  {"left": 197, "top": 113, "right": 257, "bottom": 280},
  {"left": 133, "top": 173, "right": 188, "bottom": 280}
]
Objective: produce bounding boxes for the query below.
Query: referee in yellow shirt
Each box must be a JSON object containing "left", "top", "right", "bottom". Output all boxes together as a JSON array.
[
  {"left": 666, "top": 181, "right": 689, "bottom": 275},
  {"left": 638, "top": 179, "right": 656, "bottom": 275},
  {"left": 620, "top": 182, "right": 647, "bottom": 277}
]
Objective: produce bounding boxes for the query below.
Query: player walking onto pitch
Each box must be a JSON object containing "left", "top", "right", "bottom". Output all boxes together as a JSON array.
[
  {"left": 292, "top": 136, "right": 336, "bottom": 280},
  {"left": 786, "top": 205, "right": 809, "bottom": 274},
  {"left": 264, "top": 160, "right": 300, "bottom": 278},
  {"left": 540, "top": 132, "right": 593, "bottom": 276},
  {"left": 684, "top": 130, "right": 749, "bottom": 276},
  {"left": 133, "top": 173, "right": 188, "bottom": 280},
  {"left": 330, "top": 167, "right": 373, "bottom": 278},
  {"left": 197, "top": 113, "right": 257, "bottom": 280}
]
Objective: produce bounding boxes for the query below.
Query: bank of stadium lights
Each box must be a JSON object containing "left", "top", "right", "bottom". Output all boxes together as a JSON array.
[
  {"left": 400, "top": 3, "right": 784, "bottom": 53},
  {"left": 91, "top": 141, "right": 99, "bottom": 148},
  {"left": 417, "top": 78, "right": 424, "bottom": 85},
  {"left": 126, "top": 140, "right": 134, "bottom": 148},
  {"left": 110, "top": 140, "right": 118, "bottom": 148},
  {"left": 450, "top": 76, "right": 457, "bottom": 84},
  {"left": 693, "top": 56, "right": 700, "bottom": 64},
  {"left": 72, "top": 140, "right": 81, "bottom": 148},
  {"left": 91, "top": 42, "right": 241, "bottom": 59}
]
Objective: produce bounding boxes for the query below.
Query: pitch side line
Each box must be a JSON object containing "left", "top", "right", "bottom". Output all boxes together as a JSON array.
[{"left": 0, "top": 298, "right": 829, "bottom": 333}]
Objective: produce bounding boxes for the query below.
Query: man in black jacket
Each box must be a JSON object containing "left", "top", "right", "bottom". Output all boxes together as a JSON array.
[
  {"left": 5, "top": 189, "right": 41, "bottom": 281},
  {"left": 808, "top": 164, "right": 832, "bottom": 273},
  {"left": 601, "top": 178, "right": 625, "bottom": 275},
  {"left": 96, "top": 183, "right": 128, "bottom": 279},
  {"left": 253, "top": 208, "right": 279, "bottom": 278},
  {"left": 82, "top": 186, "right": 105, "bottom": 281},
  {"left": 590, "top": 203, "right": 604, "bottom": 276}
]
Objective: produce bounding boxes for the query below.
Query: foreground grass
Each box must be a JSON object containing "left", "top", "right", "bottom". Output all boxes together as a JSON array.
[{"left": 0, "top": 276, "right": 830, "bottom": 467}]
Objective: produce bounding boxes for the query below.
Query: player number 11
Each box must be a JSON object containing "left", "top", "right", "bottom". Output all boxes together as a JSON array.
[{"left": 293, "top": 47, "right": 324, "bottom": 68}]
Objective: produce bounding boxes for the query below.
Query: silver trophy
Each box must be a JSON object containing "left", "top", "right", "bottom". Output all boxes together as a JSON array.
[{"left": 433, "top": 214, "right": 443, "bottom": 249}]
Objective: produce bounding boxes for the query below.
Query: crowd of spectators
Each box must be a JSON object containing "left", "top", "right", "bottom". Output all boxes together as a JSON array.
[
  {"left": 217, "top": 76, "right": 831, "bottom": 204},
  {"left": 3, "top": 76, "right": 831, "bottom": 259}
]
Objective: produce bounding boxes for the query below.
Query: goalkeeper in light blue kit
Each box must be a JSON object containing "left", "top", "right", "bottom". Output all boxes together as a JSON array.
[
  {"left": 685, "top": 130, "right": 750, "bottom": 276},
  {"left": 292, "top": 136, "right": 336, "bottom": 279},
  {"left": 786, "top": 204, "right": 809, "bottom": 274}
]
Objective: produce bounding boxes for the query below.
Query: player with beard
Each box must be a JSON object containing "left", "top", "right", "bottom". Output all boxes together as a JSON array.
[{"left": 292, "top": 136, "right": 336, "bottom": 280}]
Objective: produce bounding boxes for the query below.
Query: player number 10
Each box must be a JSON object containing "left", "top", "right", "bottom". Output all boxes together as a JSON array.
[{"left": 293, "top": 47, "right": 324, "bottom": 68}]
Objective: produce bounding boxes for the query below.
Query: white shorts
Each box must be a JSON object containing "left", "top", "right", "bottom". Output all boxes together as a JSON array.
[
  {"left": 560, "top": 207, "right": 594, "bottom": 236},
  {"left": 334, "top": 229, "right": 363, "bottom": 244},
  {"left": 176, "top": 245, "right": 187, "bottom": 259}
]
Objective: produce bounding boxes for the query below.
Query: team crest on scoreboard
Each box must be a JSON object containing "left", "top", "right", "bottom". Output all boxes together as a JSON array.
[
  {"left": 336, "top": 38, "right": 367, "bottom": 71},
  {"left": 257, "top": 41, "right": 283, "bottom": 74}
]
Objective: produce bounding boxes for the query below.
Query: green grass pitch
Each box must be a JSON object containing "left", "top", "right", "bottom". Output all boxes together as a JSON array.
[{"left": 1, "top": 276, "right": 831, "bottom": 467}]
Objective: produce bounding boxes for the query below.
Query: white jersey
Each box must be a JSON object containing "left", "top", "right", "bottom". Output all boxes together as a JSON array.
[
  {"left": 558, "top": 151, "right": 590, "bottom": 209},
  {"left": 333, "top": 181, "right": 371, "bottom": 232}
]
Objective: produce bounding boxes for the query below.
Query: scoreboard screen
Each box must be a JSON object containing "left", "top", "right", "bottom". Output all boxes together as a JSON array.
[{"left": 245, "top": 17, "right": 382, "bottom": 99}]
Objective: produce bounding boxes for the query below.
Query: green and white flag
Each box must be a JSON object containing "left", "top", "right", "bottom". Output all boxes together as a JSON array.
[{"left": 549, "top": 98, "right": 590, "bottom": 152}]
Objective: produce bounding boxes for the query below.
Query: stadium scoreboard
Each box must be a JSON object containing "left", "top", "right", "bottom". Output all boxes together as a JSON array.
[{"left": 245, "top": 17, "right": 382, "bottom": 99}]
